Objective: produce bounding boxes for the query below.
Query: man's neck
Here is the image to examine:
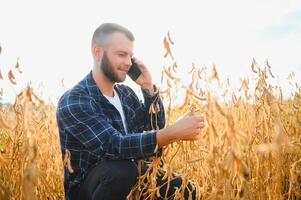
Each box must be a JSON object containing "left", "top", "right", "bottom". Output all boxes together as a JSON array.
[{"left": 92, "top": 67, "right": 115, "bottom": 97}]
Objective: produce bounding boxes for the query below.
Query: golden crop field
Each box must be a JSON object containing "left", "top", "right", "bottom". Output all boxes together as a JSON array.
[{"left": 0, "top": 34, "right": 300, "bottom": 200}]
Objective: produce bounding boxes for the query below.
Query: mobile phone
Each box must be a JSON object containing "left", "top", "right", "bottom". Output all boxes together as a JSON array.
[{"left": 127, "top": 58, "right": 142, "bottom": 81}]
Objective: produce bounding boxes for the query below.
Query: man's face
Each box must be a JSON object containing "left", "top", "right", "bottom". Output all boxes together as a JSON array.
[{"left": 100, "top": 32, "right": 133, "bottom": 83}]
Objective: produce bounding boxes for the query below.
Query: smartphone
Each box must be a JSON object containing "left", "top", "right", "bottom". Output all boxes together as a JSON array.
[{"left": 127, "top": 58, "right": 142, "bottom": 81}]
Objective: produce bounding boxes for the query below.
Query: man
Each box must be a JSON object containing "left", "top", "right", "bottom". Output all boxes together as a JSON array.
[{"left": 56, "top": 23, "right": 205, "bottom": 200}]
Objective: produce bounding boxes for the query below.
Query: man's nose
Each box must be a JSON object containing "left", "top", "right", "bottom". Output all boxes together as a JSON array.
[{"left": 125, "top": 57, "right": 132, "bottom": 67}]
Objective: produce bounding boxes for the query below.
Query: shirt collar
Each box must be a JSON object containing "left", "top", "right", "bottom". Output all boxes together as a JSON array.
[{"left": 85, "top": 70, "right": 126, "bottom": 103}]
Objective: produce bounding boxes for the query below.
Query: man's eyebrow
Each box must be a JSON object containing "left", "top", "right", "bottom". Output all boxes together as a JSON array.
[
  {"left": 116, "top": 50, "right": 127, "bottom": 53},
  {"left": 116, "top": 50, "right": 133, "bottom": 57}
]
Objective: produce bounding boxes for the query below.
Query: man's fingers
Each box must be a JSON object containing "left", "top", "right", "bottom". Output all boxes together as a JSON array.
[
  {"left": 199, "top": 122, "right": 205, "bottom": 128},
  {"left": 132, "top": 57, "right": 146, "bottom": 70},
  {"left": 193, "top": 114, "right": 205, "bottom": 122},
  {"left": 195, "top": 122, "right": 205, "bottom": 129}
]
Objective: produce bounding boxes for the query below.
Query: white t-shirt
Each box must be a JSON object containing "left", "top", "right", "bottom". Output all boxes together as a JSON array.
[{"left": 104, "top": 90, "right": 128, "bottom": 134}]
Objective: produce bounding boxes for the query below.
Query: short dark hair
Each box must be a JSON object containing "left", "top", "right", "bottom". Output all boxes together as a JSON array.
[{"left": 91, "top": 23, "right": 135, "bottom": 47}]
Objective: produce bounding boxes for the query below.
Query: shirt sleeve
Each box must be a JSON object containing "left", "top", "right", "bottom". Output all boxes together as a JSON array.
[
  {"left": 141, "top": 85, "right": 165, "bottom": 130},
  {"left": 57, "top": 94, "right": 160, "bottom": 160}
]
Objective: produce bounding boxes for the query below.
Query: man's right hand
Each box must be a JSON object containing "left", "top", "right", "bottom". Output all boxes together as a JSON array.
[{"left": 156, "top": 114, "right": 205, "bottom": 147}]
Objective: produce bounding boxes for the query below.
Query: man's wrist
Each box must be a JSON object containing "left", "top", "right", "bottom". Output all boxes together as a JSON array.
[
  {"left": 157, "top": 126, "right": 178, "bottom": 147},
  {"left": 141, "top": 84, "right": 156, "bottom": 96}
]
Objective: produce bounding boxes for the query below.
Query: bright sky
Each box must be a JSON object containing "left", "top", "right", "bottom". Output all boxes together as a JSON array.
[{"left": 1, "top": 0, "right": 301, "bottom": 103}]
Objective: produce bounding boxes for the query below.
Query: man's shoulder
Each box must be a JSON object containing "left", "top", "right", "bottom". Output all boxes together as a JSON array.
[{"left": 57, "top": 75, "right": 91, "bottom": 107}]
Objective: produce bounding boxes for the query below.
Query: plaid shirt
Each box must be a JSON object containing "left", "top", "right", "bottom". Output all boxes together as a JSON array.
[{"left": 56, "top": 71, "right": 165, "bottom": 200}]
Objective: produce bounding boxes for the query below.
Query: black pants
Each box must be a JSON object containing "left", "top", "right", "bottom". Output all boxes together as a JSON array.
[{"left": 76, "top": 160, "right": 196, "bottom": 200}]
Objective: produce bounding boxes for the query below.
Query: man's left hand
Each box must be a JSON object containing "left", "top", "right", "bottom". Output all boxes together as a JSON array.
[{"left": 131, "top": 58, "right": 154, "bottom": 95}]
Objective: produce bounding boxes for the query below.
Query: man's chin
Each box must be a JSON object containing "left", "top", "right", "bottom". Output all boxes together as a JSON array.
[{"left": 116, "top": 76, "right": 126, "bottom": 83}]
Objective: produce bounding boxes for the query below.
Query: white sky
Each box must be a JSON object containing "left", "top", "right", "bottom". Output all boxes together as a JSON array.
[{"left": 0, "top": 0, "right": 301, "bottom": 103}]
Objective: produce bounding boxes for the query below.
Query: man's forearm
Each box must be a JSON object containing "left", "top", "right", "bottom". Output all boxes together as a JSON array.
[{"left": 156, "top": 126, "right": 178, "bottom": 147}]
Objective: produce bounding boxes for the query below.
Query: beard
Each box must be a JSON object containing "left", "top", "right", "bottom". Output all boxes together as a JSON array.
[{"left": 101, "top": 51, "right": 123, "bottom": 83}]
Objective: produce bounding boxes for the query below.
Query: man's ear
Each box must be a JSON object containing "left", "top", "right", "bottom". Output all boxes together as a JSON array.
[{"left": 92, "top": 45, "right": 104, "bottom": 62}]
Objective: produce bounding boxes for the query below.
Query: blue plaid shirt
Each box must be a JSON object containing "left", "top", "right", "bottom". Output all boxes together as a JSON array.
[{"left": 56, "top": 71, "right": 165, "bottom": 200}]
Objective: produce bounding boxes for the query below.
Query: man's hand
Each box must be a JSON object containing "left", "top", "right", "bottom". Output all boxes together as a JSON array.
[
  {"left": 171, "top": 114, "right": 205, "bottom": 140},
  {"left": 156, "top": 114, "right": 205, "bottom": 147},
  {"left": 131, "top": 58, "right": 154, "bottom": 95}
]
